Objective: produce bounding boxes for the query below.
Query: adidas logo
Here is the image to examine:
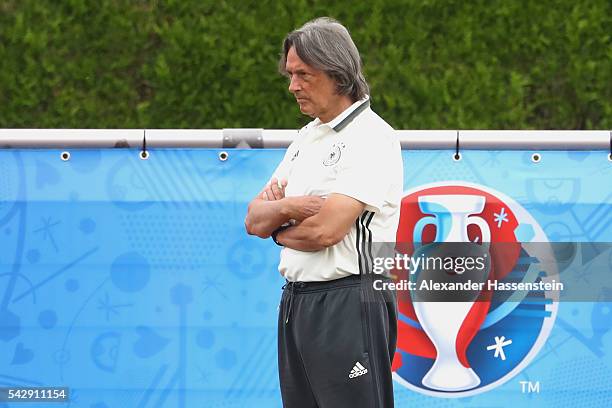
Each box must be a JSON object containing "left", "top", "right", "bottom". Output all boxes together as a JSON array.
[{"left": 348, "top": 361, "right": 368, "bottom": 379}]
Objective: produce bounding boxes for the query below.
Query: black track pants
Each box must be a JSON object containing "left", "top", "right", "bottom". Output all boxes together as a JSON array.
[{"left": 278, "top": 274, "right": 397, "bottom": 408}]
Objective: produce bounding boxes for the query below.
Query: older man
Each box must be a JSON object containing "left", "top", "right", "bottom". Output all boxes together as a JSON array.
[{"left": 245, "top": 17, "right": 402, "bottom": 408}]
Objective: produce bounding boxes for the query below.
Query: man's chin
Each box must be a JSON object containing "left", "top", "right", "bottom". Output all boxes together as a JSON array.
[{"left": 298, "top": 104, "right": 315, "bottom": 118}]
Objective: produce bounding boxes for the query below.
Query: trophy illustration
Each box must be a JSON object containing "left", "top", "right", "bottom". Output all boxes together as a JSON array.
[
  {"left": 411, "top": 194, "right": 491, "bottom": 391},
  {"left": 412, "top": 195, "right": 491, "bottom": 245}
]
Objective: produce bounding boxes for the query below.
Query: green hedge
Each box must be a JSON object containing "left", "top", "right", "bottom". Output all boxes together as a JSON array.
[{"left": 0, "top": 0, "right": 610, "bottom": 129}]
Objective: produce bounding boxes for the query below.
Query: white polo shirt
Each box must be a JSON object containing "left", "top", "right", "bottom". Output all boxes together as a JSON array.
[{"left": 270, "top": 96, "right": 403, "bottom": 282}]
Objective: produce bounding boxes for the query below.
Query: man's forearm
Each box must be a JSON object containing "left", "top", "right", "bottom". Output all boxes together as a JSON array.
[
  {"left": 246, "top": 195, "right": 325, "bottom": 238},
  {"left": 275, "top": 216, "right": 339, "bottom": 252}
]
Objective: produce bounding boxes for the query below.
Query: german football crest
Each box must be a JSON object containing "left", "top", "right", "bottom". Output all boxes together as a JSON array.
[{"left": 323, "top": 142, "right": 345, "bottom": 166}]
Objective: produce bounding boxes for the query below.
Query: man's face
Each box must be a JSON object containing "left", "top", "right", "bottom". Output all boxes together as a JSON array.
[{"left": 285, "top": 46, "right": 339, "bottom": 121}]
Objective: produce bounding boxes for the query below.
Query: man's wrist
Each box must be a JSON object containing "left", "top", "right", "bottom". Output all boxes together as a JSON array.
[
  {"left": 271, "top": 224, "right": 291, "bottom": 246},
  {"left": 279, "top": 197, "right": 293, "bottom": 219}
]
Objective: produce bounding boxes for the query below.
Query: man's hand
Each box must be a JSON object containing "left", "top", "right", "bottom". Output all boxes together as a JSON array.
[
  {"left": 283, "top": 196, "right": 325, "bottom": 221},
  {"left": 262, "top": 178, "right": 287, "bottom": 201},
  {"left": 263, "top": 178, "right": 325, "bottom": 221}
]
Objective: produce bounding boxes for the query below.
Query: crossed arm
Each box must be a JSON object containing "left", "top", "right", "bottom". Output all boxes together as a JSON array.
[{"left": 245, "top": 178, "right": 365, "bottom": 251}]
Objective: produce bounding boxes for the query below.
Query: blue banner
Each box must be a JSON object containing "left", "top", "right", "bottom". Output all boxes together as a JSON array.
[{"left": 0, "top": 149, "right": 610, "bottom": 407}]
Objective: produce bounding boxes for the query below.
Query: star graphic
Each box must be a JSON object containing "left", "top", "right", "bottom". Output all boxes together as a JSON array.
[
  {"left": 197, "top": 366, "right": 209, "bottom": 383},
  {"left": 493, "top": 207, "right": 509, "bottom": 228},
  {"left": 483, "top": 151, "right": 502, "bottom": 166},
  {"left": 201, "top": 275, "right": 228, "bottom": 299},
  {"left": 486, "top": 335, "right": 513, "bottom": 360},
  {"left": 34, "top": 217, "right": 61, "bottom": 252},
  {"left": 97, "top": 292, "right": 133, "bottom": 321},
  {"left": 576, "top": 268, "right": 592, "bottom": 284},
  {"left": 539, "top": 331, "right": 564, "bottom": 359}
]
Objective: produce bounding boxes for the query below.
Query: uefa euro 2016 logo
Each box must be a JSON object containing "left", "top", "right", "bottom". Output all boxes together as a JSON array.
[{"left": 392, "top": 182, "right": 559, "bottom": 397}]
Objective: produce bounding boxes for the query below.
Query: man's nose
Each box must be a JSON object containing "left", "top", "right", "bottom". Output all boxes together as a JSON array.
[{"left": 288, "top": 75, "right": 300, "bottom": 93}]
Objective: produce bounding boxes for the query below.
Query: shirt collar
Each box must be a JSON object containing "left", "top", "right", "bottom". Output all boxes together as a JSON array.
[{"left": 315, "top": 95, "right": 370, "bottom": 132}]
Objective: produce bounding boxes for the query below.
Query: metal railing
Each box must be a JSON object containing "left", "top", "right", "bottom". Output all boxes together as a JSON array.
[{"left": 0, "top": 129, "right": 610, "bottom": 150}]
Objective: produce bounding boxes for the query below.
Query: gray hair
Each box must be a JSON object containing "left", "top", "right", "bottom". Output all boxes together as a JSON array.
[{"left": 278, "top": 17, "right": 369, "bottom": 102}]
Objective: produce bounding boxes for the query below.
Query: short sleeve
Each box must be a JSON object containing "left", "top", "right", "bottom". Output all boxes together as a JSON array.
[
  {"left": 329, "top": 137, "right": 391, "bottom": 213},
  {"left": 267, "top": 140, "right": 299, "bottom": 186}
]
